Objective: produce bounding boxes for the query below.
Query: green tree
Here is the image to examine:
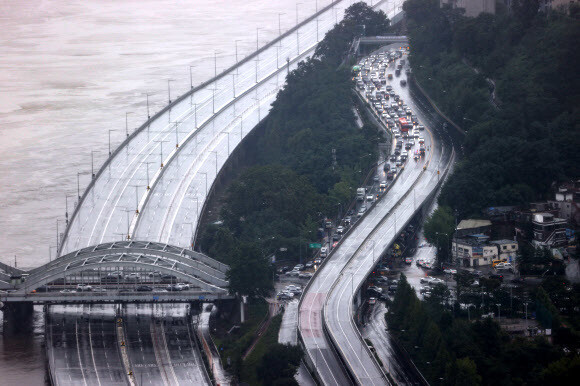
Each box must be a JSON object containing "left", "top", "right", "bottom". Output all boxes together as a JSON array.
[
  {"left": 226, "top": 243, "right": 273, "bottom": 299},
  {"left": 540, "top": 355, "right": 580, "bottom": 385},
  {"left": 257, "top": 343, "right": 304, "bottom": 385},
  {"left": 446, "top": 357, "right": 482, "bottom": 386},
  {"left": 424, "top": 206, "right": 455, "bottom": 263}
]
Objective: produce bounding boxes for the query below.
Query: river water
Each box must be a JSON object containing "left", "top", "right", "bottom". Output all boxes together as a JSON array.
[
  {"left": 0, "top": 0, "right": 321, "bottom": 383},
  {"left": 0, "top": 0, "right": 322, "bottom": 270}
]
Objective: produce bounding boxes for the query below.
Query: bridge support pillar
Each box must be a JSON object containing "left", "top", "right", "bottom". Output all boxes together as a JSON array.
[{"left": 2, "top": 301, "right": 34, "bottom": 335}]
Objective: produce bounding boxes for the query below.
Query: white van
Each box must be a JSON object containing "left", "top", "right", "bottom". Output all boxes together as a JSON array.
[{"left": 320, "top": 246, "right": 328, "bottom": 258}]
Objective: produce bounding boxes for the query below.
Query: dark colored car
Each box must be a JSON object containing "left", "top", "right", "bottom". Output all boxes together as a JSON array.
[
  {"left": 489, "top": 273, "right": 504, "bottom": 281},
  {"left": 136, "top": 285, "right": 153, "bottom": 292}
]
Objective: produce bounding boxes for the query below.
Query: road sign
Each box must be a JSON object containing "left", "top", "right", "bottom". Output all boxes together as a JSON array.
[{"left": 309, "top": 243, "right": 322, "bottom": 249}]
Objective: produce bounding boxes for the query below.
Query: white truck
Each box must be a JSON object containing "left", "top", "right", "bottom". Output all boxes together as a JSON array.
[{"left": 357, "top": 187, "right": 366, "bottom": 201}]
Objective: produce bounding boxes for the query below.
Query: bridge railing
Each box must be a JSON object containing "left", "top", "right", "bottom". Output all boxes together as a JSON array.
[{"left": 58, "top": 0, "right": 349, "bottom": 256}]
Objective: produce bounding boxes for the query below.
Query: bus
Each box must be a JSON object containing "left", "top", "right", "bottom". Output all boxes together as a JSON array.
[{"left": 398, "top": 117, "right": 412, "bottom": 133}]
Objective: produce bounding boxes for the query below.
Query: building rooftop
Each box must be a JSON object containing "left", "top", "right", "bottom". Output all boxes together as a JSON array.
[
  {"left": 454, "top": 237, "right": 488, "bottom": 247},
  {"left": 457, "top": 219, "right": 492, "bottom": 230},
  {"left": 490, "top": 239, "right": 517, "bottom": 245}
]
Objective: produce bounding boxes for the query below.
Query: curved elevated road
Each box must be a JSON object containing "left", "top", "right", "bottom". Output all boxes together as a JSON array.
[{"left": 299, "top": 46, "right": 455, "bottom": 384}]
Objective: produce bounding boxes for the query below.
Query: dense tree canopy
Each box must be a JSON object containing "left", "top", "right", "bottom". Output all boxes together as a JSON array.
[
  {"left": 387, "top": 274, "right": 579, "bottom": 385},
  {"left": 403, "top": 0, "right": 580, "bottom": 216}
]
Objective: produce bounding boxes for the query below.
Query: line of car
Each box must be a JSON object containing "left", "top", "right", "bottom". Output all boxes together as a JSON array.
[{"left": 56, "top": 282, "right": 192, "bottom": 293}]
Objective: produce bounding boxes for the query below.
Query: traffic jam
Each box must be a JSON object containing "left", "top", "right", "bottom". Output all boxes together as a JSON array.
[
  {"left": 354, "top": 48, "right": 427, "bottom": 175},
  {"left": 275, "top": 48, "right": 430, "bottom": 302}
]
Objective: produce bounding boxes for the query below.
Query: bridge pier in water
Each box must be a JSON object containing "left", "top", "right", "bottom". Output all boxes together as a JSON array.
[{"left": 2, "top": 301, "right": 34, "bottom": 335}]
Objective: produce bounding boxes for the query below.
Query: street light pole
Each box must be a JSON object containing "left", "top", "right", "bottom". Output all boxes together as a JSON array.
[
  {"left": 108, "top": 130, "right": 114, "bottom": 156},
  {"left": 278, "top": 13, "right": 285, "bottom": 36},
  {"left": 144, "top": 161, "right": 154, "bottom": 190},
  {"left": 125, "top": 112, "right": 132, "bottom": 137},
  {"left": 131, "top": 185, "right": 141, "bottom": 214},
  {"left": 214, "top": 51, "right": 218, "bottom": 78},
  {"left": 189, "top": 65, "right": 195, "bottom": 89},
  {"left": 167, "top": 79, "right": 174, "bottom": 104},
  {"left": 91, "top": 150, "right": 98, "bottom": 179},
  {"left": 235, "top": 40, "right": 241, "bottom": 74},
  {"left": 77, "top": 171, "right": 81, "bottom": 200},
  {"left": 146, "top": 93, "right": 150, "bottom": 119},
  {"left": 154, "top": 139, "right": 168, "bottom": 168},
  {"left": 65, "top": 194, "right": 71, "bottom": 225}
]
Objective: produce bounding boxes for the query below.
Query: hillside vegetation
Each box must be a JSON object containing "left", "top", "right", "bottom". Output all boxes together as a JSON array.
[{"left": 404, "top": 0, "right": 580, "bottom": 216}]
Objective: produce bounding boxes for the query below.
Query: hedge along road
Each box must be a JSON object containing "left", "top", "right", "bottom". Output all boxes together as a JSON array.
[{"left": 59, "top": 0, "right": 363, "bottom": 255}]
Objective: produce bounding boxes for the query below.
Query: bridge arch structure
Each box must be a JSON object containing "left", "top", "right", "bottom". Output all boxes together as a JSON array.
[{"left": 14, "top": 241, "right": 230, "bottom": 296}]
